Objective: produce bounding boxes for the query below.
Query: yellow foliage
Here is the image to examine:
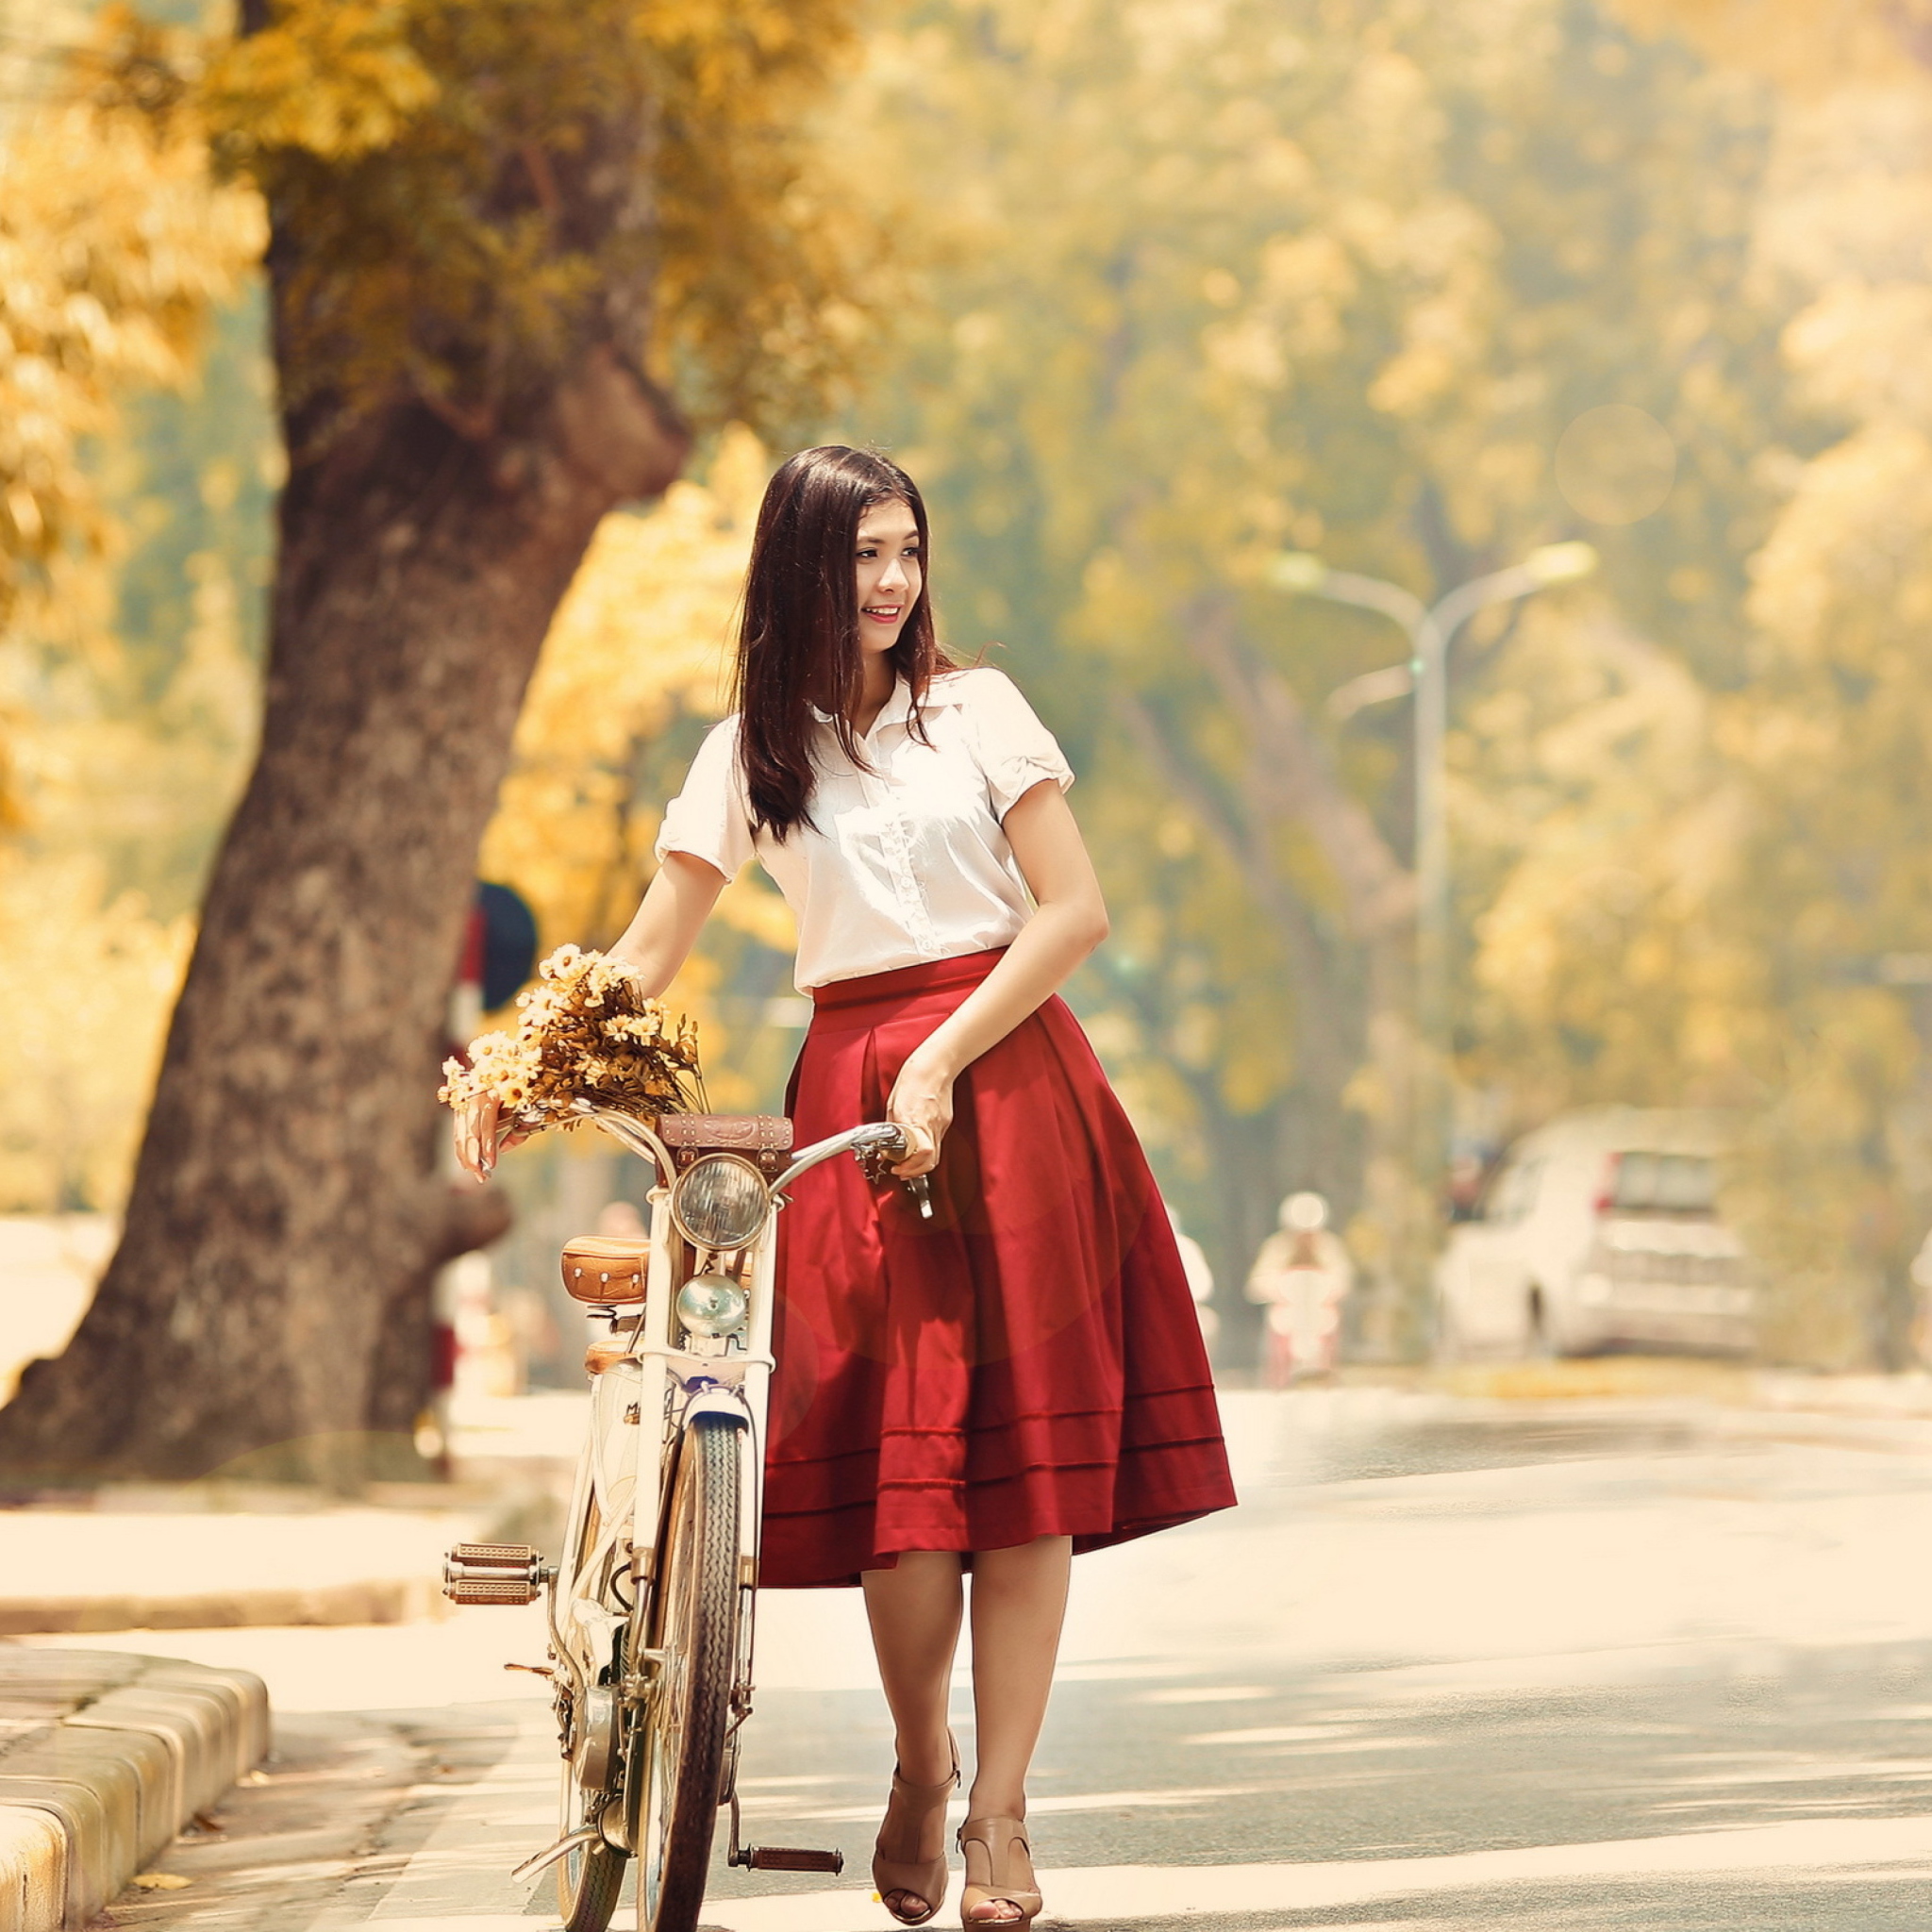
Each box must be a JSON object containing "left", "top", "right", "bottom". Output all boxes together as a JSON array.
[
  {"left": 200, "top": 0, "right": 877, "bottom": 431},
  {"left": 1615, "top": 0, "right": 1932, "bottom": 92},
  {"left": 0, "top": 0, "right": 871, "bottom": 1210},
  {"left": 1452, "top": 30, "right": 1932, "bottom": 1357},
  {"left": 0, "top": 508, "right": 258, "bottom": 1211},
  {"left": 0, "top": 856, "right": 192, "bottom": 1212},
  {"left": 480, "top": 425, "right": 763, "bottom": 946},
  {"left": 0, "top": 12, "right": 261, "bottom": 631},
  {"left": 1459, "top": 607, "right": 1761, "bottom": 1116},
  {"left": 837, "top": 0, "right": 1795, "bottom": 1286},
  {"left": 0, "top": 10, "right": 260, "bottom": 1210},
  {"left": 203, "top": 3, "right": 439, "bottom": 159}
]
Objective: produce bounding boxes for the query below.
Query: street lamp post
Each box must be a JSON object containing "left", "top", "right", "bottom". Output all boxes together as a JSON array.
[{"left": 1266, "top": 542, "right": 1598, "bottom": 1281}]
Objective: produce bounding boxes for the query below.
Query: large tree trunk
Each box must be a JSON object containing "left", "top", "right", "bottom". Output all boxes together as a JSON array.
[{"left": 0, "top": 351, "right": 686, "bottom": 1484}]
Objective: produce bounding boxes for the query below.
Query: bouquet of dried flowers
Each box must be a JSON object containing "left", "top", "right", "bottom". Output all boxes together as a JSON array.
[{"left": 439, "top": 943, "right": 706, "bottom": 1134}]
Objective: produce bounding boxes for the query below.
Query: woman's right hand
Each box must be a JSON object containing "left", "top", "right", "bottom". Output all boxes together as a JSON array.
[{"left": 456, "top": 1093, "right": 503, "bottom": 1181}]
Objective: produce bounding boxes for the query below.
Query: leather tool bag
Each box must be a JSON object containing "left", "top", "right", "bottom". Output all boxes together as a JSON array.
[
  {"left": 559, "top": 1234, "right": 650, "bottom": 1305},
  {"left": 658, "top": 1113, "right": 794, "bottom": 1177}
]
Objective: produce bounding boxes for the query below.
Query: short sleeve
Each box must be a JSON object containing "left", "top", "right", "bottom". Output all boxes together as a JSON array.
[
  {"left": 958, "top": 669, "right": 1074, "bottom": 818},
  {"left": 655, "top": 716, "right": 757, "bottom": 879}
]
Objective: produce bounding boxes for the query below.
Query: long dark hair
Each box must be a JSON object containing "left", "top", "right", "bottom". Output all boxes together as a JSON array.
[{"left": 734, "top": 445, "right": 947, "bottom": 838}]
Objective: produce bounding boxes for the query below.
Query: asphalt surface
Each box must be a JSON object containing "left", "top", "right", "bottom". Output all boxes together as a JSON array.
[{"left": 67, "top": 1387, "right": 1932, "bottom": 1931}]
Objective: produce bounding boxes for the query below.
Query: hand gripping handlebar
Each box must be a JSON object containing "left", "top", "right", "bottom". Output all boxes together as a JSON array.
[{"left": 775, "top": 1121, "right": 933, "bottom": 1219}]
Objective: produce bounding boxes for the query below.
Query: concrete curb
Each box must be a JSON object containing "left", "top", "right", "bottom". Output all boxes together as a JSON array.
[
  {"left": 0, "top": 1645, "right": 268, "bottom": 1930},
  {"left": 0, "top": 1576, "right": 444, "bottom": 1637}
]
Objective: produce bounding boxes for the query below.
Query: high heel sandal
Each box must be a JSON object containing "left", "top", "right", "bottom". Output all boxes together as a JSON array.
[
  {"left": 958, "top": 1815, "right": 1041, "bottom": 1928},
  {"left": 873, "top": 1735, "right": 959, "bottom": 1926}
]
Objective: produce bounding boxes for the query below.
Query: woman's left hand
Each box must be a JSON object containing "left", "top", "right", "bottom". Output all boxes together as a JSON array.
[{"left": 887, "top": 1050, "right": 954, "bottom": 1177}]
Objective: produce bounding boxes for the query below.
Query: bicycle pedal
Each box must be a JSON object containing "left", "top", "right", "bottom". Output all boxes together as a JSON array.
[
  {"left": 731, "top": 1844, "right": 844, "bottom": 1874},
  {"left": 443, "top": 1542, "right": 551, "bottom": 1606}
]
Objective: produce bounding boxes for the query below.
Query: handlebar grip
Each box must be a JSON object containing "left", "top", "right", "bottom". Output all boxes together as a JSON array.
[
  {"left": 850, "top": 1125, "right": 933, "bottom": 1217},
  {"left": 881, "top": 1126, "right": 935, "bottom": 1217}
]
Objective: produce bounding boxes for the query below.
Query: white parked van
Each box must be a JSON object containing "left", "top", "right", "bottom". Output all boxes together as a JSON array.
[{"left": 1434, "top": 1108, "right": 1756, "bottom": 1358}]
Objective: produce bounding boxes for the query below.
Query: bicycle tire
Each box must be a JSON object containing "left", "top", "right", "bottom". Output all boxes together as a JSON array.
[
  {"left": 633, "top": 1412, "right": 744, "bottom": 1932},
  {"left": 555, "top": 1486, "right": 630, "bottom": 1932},
  {"left": 556, "top": 1765, "right": 627, "bottom": 1932}
]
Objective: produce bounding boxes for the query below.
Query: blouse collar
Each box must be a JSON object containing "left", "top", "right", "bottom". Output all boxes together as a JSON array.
[{"left": 809, "top": 674, "right": 965, "bottom": 737}]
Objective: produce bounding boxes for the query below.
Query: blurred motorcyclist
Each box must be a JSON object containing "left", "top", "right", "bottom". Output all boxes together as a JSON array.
[{"left": 1245, "top": 1191, "right": 1353, "bottom": 1387}]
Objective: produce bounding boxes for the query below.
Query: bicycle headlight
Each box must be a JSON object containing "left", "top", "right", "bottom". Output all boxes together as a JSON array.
[
  {"left": 670, "top": 1153, "right": 770, "bottom": 1252},
  {"left": 675, "top": 1273, "right": 750, "bottom": 1338}
]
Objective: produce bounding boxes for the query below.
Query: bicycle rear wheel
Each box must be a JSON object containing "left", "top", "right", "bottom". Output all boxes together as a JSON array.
[
  {"left": 632, "top": 1411, "right": 745, "bottom": 1932},
  {"left": 556, "top": 1762, "right": 627, "bottom": 1932},
  {"left": 555, "top": 1487, "right": 629, "bottom": 1932}
]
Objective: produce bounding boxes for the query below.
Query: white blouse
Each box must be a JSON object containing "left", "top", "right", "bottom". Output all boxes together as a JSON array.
[{"left": 655, "top": 667, "right": 1074, "bottom": 991}]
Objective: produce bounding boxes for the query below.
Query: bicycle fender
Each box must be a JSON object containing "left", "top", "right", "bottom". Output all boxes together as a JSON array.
[{"left": 681, "top": 1385, "right": 752, "bottom": 1430}]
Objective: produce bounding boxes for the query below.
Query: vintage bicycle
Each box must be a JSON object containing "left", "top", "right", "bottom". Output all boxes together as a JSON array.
[{"left": 443, "top": 1101, "right": 928, "bottom": 1932}]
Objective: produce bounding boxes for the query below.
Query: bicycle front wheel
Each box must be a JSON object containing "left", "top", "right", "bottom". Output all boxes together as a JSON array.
[{"left": 633, "top": 1411, "right": 745, "bottom": 1932}]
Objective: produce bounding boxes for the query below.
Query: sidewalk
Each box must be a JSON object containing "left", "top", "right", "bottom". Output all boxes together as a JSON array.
[
  {"left": 0, "top": 1644, "right": 268, "bottom": 1930},
  {"left": 0, "top": 1503, "right": 491, "bottom": 1637},
  {"left": 0, "top": 1390, "right": 580, "bottom": 1637},
  {"left": 1403, "top": 1357, "right": 1932, "bottom": 1435}
]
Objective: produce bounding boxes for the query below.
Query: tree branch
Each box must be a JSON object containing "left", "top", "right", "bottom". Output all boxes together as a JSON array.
[
  {"left": 1186, "top": 607, "right": 1415, "bottom": 940},
  {"left": 1113, "top": 689, "right": 1351, "bottom": 1092},
  {"left": 551, "top": 342, "right": 690, "bottom": 501}
]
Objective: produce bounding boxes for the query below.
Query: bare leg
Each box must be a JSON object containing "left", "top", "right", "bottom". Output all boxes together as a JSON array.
[
  {"left": 967, "top": 1535, "right": 1071, "bottom": 1821},
  {"left": 863, "top": 1551, "right": 965, "bottom": 1784},
  {"left": 863, "top": 1553, "right": 965, "bottom": 1921},
  {"left": 865, "top": 1541, "right": 1070, "bottom": 1923}
]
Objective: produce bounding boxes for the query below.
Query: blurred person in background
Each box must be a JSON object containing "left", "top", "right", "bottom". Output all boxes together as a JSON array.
[
  {"left": 1446, "top": 1151, "right": 1491, "bottom": 1224},
  {"left": 1246, "top": 1191, "right": 1354, "bottom": 1387},
  {"left": 495, "top": 1285, "right": 558, "bottom": 1391},
  {"left": 1166, "top": 1201, "right": 1218, "bottom": 1348},
  {"left": 595, "top": 1198, "right": 648, "bottom": 1241}
]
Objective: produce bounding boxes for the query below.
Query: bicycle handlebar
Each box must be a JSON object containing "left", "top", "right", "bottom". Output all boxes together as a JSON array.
[
  {"left": 772, "top": 1121, "right": 908, "bottom": 1194},
  {"left": 565, "top": 1108, "right": 930, "bottom": 1216},
  {"left": 774, "top": 1123, "right": 932, "bottom": 1217}
]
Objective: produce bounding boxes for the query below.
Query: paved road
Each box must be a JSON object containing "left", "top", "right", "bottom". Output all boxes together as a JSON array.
[{"left": 62, "top": 1388, "right": 1932, "bottom": 1930}]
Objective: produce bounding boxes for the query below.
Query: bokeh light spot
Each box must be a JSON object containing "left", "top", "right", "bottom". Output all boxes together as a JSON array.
[{"left": 1554, "top": 404, "right": 1678, "bottom": 525}]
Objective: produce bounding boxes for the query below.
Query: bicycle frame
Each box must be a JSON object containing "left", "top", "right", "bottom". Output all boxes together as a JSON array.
[
  {"left": 496, "top": 1108, "right": 914, "bottom": 1904},
  {"left": 542, "top": 1111, "right": 770, "bottom": 1723}
]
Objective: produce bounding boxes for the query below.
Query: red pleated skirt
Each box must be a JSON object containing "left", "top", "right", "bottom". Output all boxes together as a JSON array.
[{"left": 761, "top": 948, "right": 1238, "bottom": 1589}]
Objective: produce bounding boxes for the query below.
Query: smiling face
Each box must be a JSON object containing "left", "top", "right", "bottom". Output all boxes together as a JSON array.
[
  {"left": 854, "top": 498, "right": 924, "bottom": 662},
  {"left": 735, "top": 446, "right": 942, "bottom": 834}
]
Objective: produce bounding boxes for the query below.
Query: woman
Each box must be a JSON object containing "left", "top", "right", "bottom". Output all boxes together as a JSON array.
[{"left": 458, "top": 446, "right": 1236, "bottom": 1928}]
